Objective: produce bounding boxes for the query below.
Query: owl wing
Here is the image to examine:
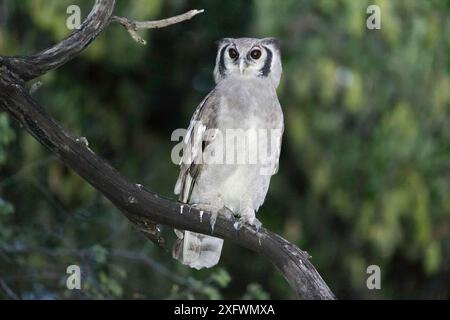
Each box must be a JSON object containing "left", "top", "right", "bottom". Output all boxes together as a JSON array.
[
  {"left": 272, "top": 110, "right": 284, "bottom": 175},
  {"left": 174, "top": 89, "right": 220, "bottom": 203}
]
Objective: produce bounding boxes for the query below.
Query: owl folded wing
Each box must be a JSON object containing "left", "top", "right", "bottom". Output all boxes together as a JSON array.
[{"left": 174, "top": 90, "right": 220, "bottom": 203}]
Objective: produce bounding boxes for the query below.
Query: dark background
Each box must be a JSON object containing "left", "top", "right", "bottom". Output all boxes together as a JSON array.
[{"left": 0, "top": 0, "right": 449, "bottom": 299}]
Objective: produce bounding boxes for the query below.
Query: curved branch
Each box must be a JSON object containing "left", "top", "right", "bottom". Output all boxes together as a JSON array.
[
  {"left": 0, "top": 0, "right": 116, "bottom": 81},
  {"left": 0, "top": 1, "right": 335, "bottom": 300}
]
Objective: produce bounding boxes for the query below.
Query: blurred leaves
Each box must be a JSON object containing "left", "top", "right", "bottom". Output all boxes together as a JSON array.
[
  {"left": 91, "top": 245, "right": 108, "bottom": 264},
  {"left": 242, "top": 283, "right": 270, "bottom": 300},
  {"left": 210, "top": 268, "right": 231, "bottom": 288},
  {"left": 168, "top": 269, "right": 231, "bottom": 300}
]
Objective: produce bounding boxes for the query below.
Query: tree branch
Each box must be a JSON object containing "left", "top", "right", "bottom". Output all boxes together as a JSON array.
[
  {"left": 0, "top": 0, "right": 335, "bottom": 299},
  {"left": 0, "top": 0, "right": 116, "bottom": 81},
  {"left": 111, "top": 9, "right": 205, "bottom": 45}
]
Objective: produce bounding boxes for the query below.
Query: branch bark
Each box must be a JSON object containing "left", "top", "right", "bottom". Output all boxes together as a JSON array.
[{"left": 0, "top": 0, "right": 335, "bottom": 300}]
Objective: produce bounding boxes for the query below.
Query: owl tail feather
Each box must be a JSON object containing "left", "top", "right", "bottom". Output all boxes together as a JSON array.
[{"left": 172, "top": 230, "right": 224, "bottom": 270}]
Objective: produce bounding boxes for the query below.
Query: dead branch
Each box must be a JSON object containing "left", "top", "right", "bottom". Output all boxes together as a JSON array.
[{"left": 110, "top": 9, "right": 204, "bottom": 45}]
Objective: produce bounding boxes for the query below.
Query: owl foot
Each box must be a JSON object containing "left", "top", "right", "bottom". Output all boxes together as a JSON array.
[{"left": 233, "top": 215, "right": 262, "bottom": 232}]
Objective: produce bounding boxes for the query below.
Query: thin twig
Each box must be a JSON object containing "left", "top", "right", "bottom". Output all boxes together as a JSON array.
[
  {"left": 111, "top": 9, "right": 204, "bottom": 45},
  {"left": 0, "top": 277, "right": 20, "bottom": 300}
]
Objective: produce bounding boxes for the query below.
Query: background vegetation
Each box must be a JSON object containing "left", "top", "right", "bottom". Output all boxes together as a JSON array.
[{"left": 0, "top": 0, "right": 449, "bottom": 299}]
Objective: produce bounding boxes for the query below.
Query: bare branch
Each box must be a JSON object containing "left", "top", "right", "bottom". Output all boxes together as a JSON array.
[{"left": 111, "top": 9, "right": 205, "bottom": 45}]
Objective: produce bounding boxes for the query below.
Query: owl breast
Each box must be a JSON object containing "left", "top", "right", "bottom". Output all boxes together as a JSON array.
[{"left": 190, "top": 76, "right": 283, "bottom": 215}]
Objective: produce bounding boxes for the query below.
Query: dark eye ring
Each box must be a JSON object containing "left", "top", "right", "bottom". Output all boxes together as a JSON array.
[
  {"left": 250, "top": 49, "right": 262, "bottom": 59},
  {"left": 228, "top": 48, "right": 238, "bottom": 59}
]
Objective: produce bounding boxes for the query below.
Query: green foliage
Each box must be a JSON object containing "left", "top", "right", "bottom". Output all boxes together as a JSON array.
[
  {"left": 0, "top": 198, "right": 14, "bottom": 216},
  {"left": 242, "top": 283, "right": 270, "bottom": 300},
  {"left": 168, "top": 269, "right": 231, "bottom": 300},
  {"left": 0, "top": 0, "right": 449, "bottom": 299},
  {"left": 91, "top": 245, "right": 108, "bottom": 264}
]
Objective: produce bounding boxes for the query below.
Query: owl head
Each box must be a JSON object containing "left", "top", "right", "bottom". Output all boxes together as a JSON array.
[{"left": 213, "top": 37, "right": 282, "bottom": 88}]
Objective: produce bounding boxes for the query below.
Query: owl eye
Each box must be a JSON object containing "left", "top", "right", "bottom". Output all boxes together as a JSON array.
[
  {"left": 228, "top": 48, "right": 238, "bottom": 59},
  {"left": 250, "top": 49, "right": 262, "bottom": 59}
]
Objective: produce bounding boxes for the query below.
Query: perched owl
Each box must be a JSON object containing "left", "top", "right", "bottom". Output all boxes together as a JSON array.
[{"left": 173, "top": 38, "right": 284, "bottom": 269}]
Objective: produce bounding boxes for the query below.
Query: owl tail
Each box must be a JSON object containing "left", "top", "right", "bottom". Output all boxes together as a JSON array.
[{"left": 172, "top": 230, "right": 224, "bottom": 270}]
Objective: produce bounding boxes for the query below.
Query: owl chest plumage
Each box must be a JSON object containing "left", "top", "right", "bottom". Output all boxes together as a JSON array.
[
  {"left": 216, "top": 78, "right": 279, "bottom": 129},
  {"left": 190, "top": 77, "right": 283, "bottom": 214}
]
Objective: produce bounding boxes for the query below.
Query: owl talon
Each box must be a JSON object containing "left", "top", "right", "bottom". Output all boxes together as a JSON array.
[
  {"left": 252, "top": 218, "right": 262, "bottom": 233},
  {"left": 235, "top": 216, "right": 262, "bottom": 232},
  {"left": 209, "top": 212, "right": 218, "bottom": 233}
]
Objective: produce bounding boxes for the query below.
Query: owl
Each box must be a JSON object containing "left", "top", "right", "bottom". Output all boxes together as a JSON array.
[{"left": 173, "top": 38, "right": 284, "bottom": 269}]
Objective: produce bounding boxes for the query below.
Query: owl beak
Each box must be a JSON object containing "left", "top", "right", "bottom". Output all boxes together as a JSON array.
[{"left": 239, "top": 59, "right": 246, "bottom": 74}]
